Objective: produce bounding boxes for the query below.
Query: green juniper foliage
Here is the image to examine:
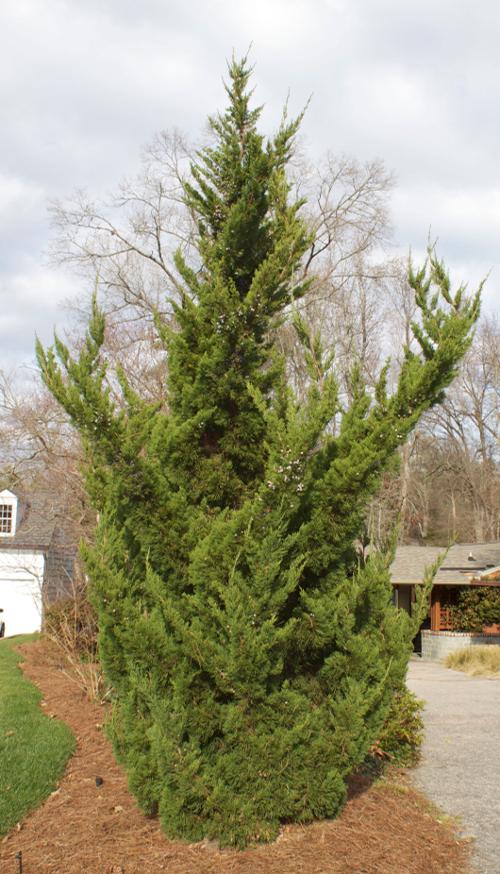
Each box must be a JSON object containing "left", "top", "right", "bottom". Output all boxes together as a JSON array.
[
  {"left": 37, "top": 58, "right": 481, "bottom": 847},
  {"left": 374, "top": 685, "right": 424, "bottom": 766}
]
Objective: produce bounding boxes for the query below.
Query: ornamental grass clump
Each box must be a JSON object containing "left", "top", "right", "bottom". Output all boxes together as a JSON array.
[
  {"left": 37, "top": 58, "right": 481, "bottom": 847},
  {"left": 446, "top": 646, "right": 500, "bottom": 677}
]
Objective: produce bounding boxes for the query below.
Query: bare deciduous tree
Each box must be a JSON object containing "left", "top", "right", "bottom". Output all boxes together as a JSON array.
[
  {"left": 49, "top": 129, "right": 193, "bottom": 317},
  {"left": 367, "top": 315, "right": 500, "bottom": 545}
]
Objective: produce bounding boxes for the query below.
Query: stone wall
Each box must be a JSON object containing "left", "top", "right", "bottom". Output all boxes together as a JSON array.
[{"left": 421, "top": 630, "right": 500, "bottom": 660}]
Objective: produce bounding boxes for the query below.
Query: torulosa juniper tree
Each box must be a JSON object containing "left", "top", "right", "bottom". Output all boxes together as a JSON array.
[{"left": 38, "top": 58, "right": 481, "bottom": 847}]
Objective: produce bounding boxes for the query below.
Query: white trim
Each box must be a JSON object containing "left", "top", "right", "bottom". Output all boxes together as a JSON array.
[{"left": 0, "top": 490, "right": 17, "bottom": 538}]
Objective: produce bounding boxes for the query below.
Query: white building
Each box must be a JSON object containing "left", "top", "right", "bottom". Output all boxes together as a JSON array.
[{"left": 0, "top": 488, "right": 75, "bottom": 637}]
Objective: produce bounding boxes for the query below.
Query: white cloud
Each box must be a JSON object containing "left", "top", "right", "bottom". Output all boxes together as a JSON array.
[{"left": 0, "top": 264, "right": 82, "bottom": 365}]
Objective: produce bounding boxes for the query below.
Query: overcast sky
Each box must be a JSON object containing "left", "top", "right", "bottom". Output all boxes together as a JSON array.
[{"left": 1, "top": 0, "right": 499, "bottom": 373}]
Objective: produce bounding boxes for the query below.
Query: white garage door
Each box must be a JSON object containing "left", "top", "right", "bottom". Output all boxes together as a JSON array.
[
  {"left": 0, "top": 573, "right": 43, "bottom": 637},
  {"left": 0, "top": 551, "right": 45, "bottom": 637}
]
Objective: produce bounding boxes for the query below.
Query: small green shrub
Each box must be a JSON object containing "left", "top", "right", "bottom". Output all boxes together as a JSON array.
[
  {"left": 450, "top": 587, "right": 500, "bottom": 632},
  {"left": 446, "top": 645, "right": 500, "bottom": 677},
  {"left": 374, "top": 686, "right": 425, "bottom": 766}
]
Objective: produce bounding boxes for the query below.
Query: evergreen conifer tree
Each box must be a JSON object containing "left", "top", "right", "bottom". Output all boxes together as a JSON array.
[{"left": 37, "top": 58, "right": 481, "bottom": 847}]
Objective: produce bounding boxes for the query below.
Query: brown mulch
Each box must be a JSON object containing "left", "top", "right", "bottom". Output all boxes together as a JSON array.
[{"left": 1, "top": 640, "right": 472, "bottom": 874}]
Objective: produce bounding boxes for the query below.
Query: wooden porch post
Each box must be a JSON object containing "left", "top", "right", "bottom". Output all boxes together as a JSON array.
[{"left": 430, "top": 587, "right": 441, "bottom": 632}]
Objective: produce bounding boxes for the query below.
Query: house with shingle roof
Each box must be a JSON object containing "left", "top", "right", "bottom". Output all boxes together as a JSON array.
[
  {"left": 390, "top": 542, "right": 500, "bottom": 658},
  {"left": 0, "top": 488, "right": 76, "bottom": 637}
]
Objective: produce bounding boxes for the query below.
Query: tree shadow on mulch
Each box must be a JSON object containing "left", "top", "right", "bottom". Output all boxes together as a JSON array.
[{"left": 0, "top": 639, "right": 473, "bottom": 874}]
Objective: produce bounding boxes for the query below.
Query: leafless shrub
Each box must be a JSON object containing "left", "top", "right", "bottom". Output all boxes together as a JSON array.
[{"left": 44, "top": 575, "right": 104, "bottom": 702}]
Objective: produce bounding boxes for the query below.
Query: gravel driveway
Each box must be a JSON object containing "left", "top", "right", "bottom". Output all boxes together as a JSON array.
[{"left": 406, "top": 658, "right": 500, "bottom": 874}]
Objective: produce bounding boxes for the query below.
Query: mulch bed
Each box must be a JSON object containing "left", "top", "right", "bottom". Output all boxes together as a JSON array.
[{"left": 1, "top": 639, "right": 472, "bottom": 874}]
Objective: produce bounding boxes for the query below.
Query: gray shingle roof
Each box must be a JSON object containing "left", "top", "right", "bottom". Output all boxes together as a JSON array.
[
  {"left": 0, "top": 491, "right": 60, "bottom": 551},
  {"left": 390, "top": 542, "right": 500, "bottom": 585}
]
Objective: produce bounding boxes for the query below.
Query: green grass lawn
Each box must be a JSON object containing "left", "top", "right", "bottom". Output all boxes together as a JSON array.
[{"left": 0, "top": 635, "right": 75, "bottom": 835}]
